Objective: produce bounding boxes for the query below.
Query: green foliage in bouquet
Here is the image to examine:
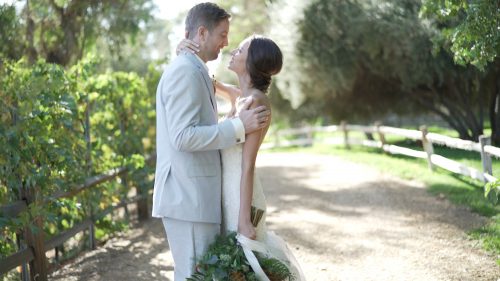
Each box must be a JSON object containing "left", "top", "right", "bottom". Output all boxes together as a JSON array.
[
  {"left": 188, "top": 232, "right": 256, "bottom": 281},
  {"left": 256, "top": 253, "right": 294, "bottom": 281},
  {"left": 188, "top": 232, "right": 294, "bottom": 281}
]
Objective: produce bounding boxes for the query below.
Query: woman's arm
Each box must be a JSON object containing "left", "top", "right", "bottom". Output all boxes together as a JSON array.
[
  {"left": 238, "top": 96, "right": 270, "bottom": 240},
  {"left": 215, "top": 80, "right": 241, "bottom": 102},
  {"left": 216, "top": 81, "right": 241, "bottom": 118}
]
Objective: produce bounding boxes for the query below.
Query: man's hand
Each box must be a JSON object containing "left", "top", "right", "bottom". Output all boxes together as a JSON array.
[{"left": 238, "top": 97, "right": 270, "bottom": 134}]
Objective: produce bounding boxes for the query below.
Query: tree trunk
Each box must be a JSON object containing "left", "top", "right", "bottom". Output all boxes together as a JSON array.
[
  {"left": 25, "top": 0, "right": 37, "bottom": 64},
  {"left": 21, "top": 186, "right": 48, "bottom": 281},
  {"left": 490, "top": 83, "right": 500, "bottom": 145},
  {"left": 483, "top": 59, "right": 500, "bottom": 145},
  {"left": 45, "top": 0, "right": 84, "bottom": 66},
  {"left": 414, "top": 96, "right": 468, "bottom": 138}
]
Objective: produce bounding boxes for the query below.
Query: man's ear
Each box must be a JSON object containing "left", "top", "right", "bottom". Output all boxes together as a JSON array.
[{"left": 197, "top": 25, "right": 208, "bottom": 42}]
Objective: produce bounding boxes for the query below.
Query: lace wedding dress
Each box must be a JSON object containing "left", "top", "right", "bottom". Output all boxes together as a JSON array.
[{"left": 221, "top": 143, "right": 305, "bottom": 281}]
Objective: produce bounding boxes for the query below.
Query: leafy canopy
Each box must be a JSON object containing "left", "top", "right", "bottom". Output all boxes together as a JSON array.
[{"left": 420, "top": 0, "right": 500, "bottom": 70}]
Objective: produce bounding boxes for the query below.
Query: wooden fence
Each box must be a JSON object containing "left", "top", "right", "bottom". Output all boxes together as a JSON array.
[
  {"left": 0, "top": 155, "right": 154, "bottom": 281},
  {"left": 262, "top": 122, "right": 499, "bottom": 185}
]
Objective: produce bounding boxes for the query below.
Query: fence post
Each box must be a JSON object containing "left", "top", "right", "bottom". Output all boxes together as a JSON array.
[
  {"left": 479, "top": 135, "right": 493, "bottom": 182},
  {"left": 84, "top": 96, "right": 92, "bottom": 176},
  {"left": 136, "top": 188, "right": 149, "bottom": 221},
  {"left": 23, "top": 186, "right": 48, "bottom": 281},
  {"left": 306, "top": 126, "right": 314, "bottom": 147},
  {"left": 16, "top": 232, "right": 30, "bottom": 281},
  {"left": 340, "top": 121, "right": 350, "bottom": 149},
  {"left": 120, "top": 172, "right": 130, "bottom": 221},
  {"left": 420, "top": 126, "right": 434, "bottom": 171},
  {"left": 88, "top": 216, "right": 96, "bottom": 250},
  {"left": 136, "top": 171, "right": 149, "bottom": 221},
  {"left": 84, "top": 97, "right": 96, "bottom": 250},
  {"left": 273, "top": 130, "right": 281, "bottom": 148},
  {"left": 375, "top": 121, "right": 386, "bottom": 151}
]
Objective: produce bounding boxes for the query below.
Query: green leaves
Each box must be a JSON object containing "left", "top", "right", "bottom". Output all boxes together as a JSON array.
[
  {"left": 0, "top": 0, "right": 155, "bottom": 66},
  {"left": 485, "top": 180, "right": 500, "bottom": 205},
  {"left": 420, "top": 0, "right": 500, "bottom": 70},
  {"left": 1, "top": 59, "right": 86, "bottom": 200},
  {"left": 296, "top": 0, "right": 433, "bottom": 121},
  {"left": 0, "top": 56, "right": 157, "bottom": 259},
  {"left": 83, "top": 70, "right": 151, "bottom": 172},
  {"left": 190, "top": 232, "right": 252, "bottom": 280},
  {"left": 0, "top": 4, "right": 23, "bottom": 60}
]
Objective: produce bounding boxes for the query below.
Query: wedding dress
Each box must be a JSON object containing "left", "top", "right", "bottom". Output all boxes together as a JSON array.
[{"left": 221, "top": 143, "right": 305, "bottom": 281}]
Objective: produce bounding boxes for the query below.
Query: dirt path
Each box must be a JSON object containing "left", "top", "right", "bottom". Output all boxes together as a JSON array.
[{"left": 50, "top": 152, "right": 500, "bottom": 281}]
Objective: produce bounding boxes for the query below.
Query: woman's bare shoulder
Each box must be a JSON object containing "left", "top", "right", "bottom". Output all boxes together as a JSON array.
[{"left": 249, "top": 89, "right": 270, "bottom": 107}]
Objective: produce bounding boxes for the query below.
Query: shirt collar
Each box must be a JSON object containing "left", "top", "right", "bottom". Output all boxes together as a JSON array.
[{"left": 194, "top": 53, "right": 209, "bottom": 73}]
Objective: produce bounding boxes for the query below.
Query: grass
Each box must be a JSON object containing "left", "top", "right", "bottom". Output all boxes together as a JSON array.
[{"left": 263, "top": 138, "right": 500, "bottom": 265}]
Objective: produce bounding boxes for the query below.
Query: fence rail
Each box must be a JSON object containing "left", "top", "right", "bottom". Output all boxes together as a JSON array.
[
  {"left": 263, "top": 123, "right": 499, "bottom": 186},
  {"left": 0, "top": 155, "right": 155, "bottom": 280}
]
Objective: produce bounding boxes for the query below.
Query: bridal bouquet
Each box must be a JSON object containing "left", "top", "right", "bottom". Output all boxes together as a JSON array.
[
  {"left": 187, "top": 232, "right": 294, "bottom": 281},
  {"left": 188, "top": 207, "right": 295, "bottom": 281}
]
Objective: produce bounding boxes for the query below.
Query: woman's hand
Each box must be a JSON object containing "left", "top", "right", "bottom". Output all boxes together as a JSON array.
[
  {"left": 176, "top": 39, "right": 199, "bottom": 55},
  {"left": 238, "top": 220, "right": 257, "bottom": 240}
]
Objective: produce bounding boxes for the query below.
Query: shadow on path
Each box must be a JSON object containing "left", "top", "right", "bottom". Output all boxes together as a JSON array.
[
  {"left": 50, "top": 152, "right": 499, "bottom": 281},
  {"left": 50, "top": 218, "right": 173, "bottom": 281}
]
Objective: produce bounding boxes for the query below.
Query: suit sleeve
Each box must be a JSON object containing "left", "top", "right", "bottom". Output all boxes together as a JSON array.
[
  {"left": 161, "top": 65, "right": 237, "bottom": 152},
  {"left": 230, "top": 118, "right": 246, "bottom": 143}
]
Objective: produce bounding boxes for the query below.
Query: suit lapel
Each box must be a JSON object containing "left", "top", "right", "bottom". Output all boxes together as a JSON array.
[{"left": 183, "top": 53, "right": 217, "bottom": 115}]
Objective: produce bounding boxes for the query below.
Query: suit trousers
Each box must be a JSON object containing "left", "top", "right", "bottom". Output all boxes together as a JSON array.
[{"left": 162, "top": 217, "right": 220, "bottom": 281}]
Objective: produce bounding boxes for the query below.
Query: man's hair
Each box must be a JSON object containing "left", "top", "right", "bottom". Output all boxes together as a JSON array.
[{"left": 185, "top": 3, "right": 231, "bottom": 39}]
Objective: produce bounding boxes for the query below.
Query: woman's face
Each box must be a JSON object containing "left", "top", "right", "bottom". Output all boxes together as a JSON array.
[{"left": 228, "top": 39, "right": 250, "bottom": 74}]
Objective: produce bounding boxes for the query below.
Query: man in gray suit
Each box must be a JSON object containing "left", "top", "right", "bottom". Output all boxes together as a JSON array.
[{"left": 152, "top": 3, "right": 269, "bottom": 280}]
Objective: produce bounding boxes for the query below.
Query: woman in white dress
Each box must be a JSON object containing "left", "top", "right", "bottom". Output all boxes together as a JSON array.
[
  {"left": 222, "top": 35, "right": 305, "bottom": 281},
  {"left": 178, "top": 35, "right": 305, "bottom": 281}
]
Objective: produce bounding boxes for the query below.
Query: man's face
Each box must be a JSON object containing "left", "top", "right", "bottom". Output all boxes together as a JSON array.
[{"left": 203, "top": 19, "right": 230, "bottom": 61}]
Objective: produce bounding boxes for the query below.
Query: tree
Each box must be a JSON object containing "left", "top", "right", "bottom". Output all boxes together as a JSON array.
[
  {"left": 420, "top": 0, "right": 500, "bottom": 142},
  {"left": 0, "top": 4, "right": 24, "bottom": 60},
  {"left": 95, "top": 17, "right": 172, "bottom": 75},
  {"left": 420, "top": 0, "right": 500, "bottom": 70},
  {"left": 0, "top": 0, "right": 154, "bottom": 66},
  {"left": 267, "top": 0, "right": 310, "bottom": 109},
  {"left": 295, "top": 0, "right": 496, "bottom": 140}
]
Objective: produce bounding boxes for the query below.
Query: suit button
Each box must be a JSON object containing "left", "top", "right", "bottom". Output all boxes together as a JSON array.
[{"left": 236, "top": 138, "right": 241, "bottom": 143}]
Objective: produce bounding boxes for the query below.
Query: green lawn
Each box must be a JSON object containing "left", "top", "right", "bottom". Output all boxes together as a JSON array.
[{"left": 264, "top": 139, "right": 500, "bottom": 265}]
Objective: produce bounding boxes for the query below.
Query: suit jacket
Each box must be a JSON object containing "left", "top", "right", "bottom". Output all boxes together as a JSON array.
[{"left": 152, "top": 52, "right": 238, "bottom": 223}]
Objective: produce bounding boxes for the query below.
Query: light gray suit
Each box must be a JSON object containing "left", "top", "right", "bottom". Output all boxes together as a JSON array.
[{"left": 152, "top": 52, "right": 243, "bottom": 280}]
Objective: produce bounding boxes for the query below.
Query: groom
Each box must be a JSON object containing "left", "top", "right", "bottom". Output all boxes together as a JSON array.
[{"left": 152, "top": 3, "right": 269, "bottom": 280}]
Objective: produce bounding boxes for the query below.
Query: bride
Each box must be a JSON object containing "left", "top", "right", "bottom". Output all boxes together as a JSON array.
[{"left": 178, "top": 35, "right": 305, "bottom": 281}]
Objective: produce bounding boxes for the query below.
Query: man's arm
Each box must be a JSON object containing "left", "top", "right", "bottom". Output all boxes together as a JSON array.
[{"left": 162, "top": 65, "right": 237, "bottom": 152}]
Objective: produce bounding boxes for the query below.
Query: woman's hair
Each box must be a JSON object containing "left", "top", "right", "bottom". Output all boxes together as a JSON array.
[
  {"left": 246, "top": 36, "right": 283, "bottom": 93},
  {"left": 185, "top": 3, "right": 231, "bottom": 39}
]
